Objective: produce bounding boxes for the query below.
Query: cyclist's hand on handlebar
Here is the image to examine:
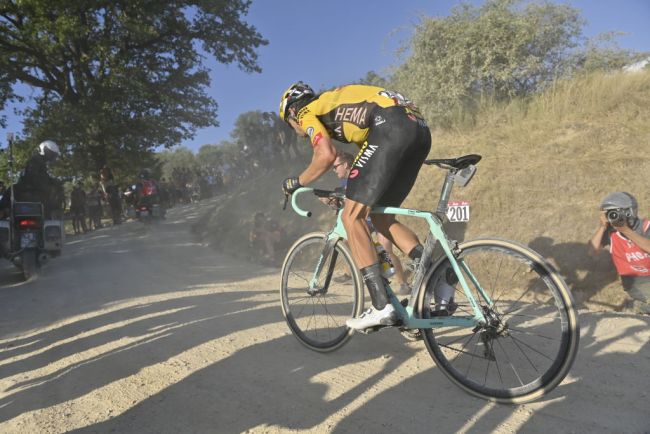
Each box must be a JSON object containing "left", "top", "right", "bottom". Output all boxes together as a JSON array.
[{"left": 282, "top": 176, "right": 302, "bottom": 195}]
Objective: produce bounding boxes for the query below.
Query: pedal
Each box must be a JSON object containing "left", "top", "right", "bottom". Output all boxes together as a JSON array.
[{"left": 399, "top": 328, "right": 423, "bottom": 342}]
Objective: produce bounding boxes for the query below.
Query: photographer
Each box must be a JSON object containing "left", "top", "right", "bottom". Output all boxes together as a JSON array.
[{"left": 588, "top": 192, "right": 650, "bottom": 314}]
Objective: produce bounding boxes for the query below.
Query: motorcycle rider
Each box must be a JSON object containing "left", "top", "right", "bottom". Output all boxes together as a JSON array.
[
  {"left": 0, "top": 140, "right": 62, "bottom": 219},
  {"left": 133, "top": 168, "right": 164, "bottom": 218}
]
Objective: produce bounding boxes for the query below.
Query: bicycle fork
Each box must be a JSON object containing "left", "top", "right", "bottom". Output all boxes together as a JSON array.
[{"left": 308, "top": 236, "right": 340, "bottom": 295}]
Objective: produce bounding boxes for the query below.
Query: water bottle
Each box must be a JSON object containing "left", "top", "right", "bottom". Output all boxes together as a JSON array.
[{"left": 374, "top": 241, "right": 395, "bottom": 279}]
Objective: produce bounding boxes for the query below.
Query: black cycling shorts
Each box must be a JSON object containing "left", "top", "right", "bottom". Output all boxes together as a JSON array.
[{"left": 345, "top": 106, "right": 431, "bottom": 207}]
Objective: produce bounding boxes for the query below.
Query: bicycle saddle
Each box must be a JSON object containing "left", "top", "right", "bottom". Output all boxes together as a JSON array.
[{"left": 424, "top": 154, "right": 482, "bottom": 170}]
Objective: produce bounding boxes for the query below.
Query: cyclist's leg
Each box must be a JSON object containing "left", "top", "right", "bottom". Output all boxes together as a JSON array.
[
  {"left": 371, "top": 214, "right": 420, "bottom": 258},
  {"left": 376, "top": 230, "right": 406, "bottom": 285},
  {"left": 341, "top": 200, "right": 395, "bottom": 313},
  {"left": 340, "top": 200, "right": 375, "bottom": 269}
]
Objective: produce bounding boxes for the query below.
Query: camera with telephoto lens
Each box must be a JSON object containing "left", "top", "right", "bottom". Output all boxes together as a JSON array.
[{"left": 606, "top": 208, "right": 631, "bottom": 225}]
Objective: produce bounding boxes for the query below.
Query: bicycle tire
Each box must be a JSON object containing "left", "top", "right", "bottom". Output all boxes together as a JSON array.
[
  {"left": 417, "top": 238, "right": 579, "bottom": 404},
  {"left": 280, "top": 232, "right": 364, "bottom": 352}
]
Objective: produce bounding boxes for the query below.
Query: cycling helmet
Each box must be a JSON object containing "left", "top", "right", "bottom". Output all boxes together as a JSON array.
[
  {"left": 279, "top": 81, "right": 315, "bottom": 122},
  {"left": 600, "top": 191, "right": 638, "bottom": 216},
  {"left": 38, "top": 140, "right": 60, "bottom": 161}
]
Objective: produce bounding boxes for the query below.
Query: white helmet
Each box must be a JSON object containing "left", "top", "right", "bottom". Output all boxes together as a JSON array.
[{"left": 38, "top": 140, "right": 60, "bottom": 160}]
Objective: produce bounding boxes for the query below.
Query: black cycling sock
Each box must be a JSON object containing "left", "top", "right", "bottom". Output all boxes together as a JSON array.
[
  {"left": 360, "top": 263, "right": 389, "bottom": 310},
  {"left": 408, "top": 244, "right": 424, "bottom": 261}
]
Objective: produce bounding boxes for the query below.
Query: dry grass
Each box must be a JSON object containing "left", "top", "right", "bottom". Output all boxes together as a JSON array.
[
  {"left": 198, "top": 70, "right": 650, "bottom": 312},
  {"left": 404, "top": 70, "right": 650, "bottom": 310}
]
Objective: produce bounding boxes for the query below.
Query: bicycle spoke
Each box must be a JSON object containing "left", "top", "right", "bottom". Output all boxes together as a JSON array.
[
  {"left": 282, "top": 235, "right": 361, "bottom": 351},
  {"left": 495, "top": 337, "right": 525, "bottom": 387},
  {"left": 508, "top": 334, "right": 555, "bottom": 362},
  {"left": 507, "top": 334, "right": 540, "bottom": 374},
  {"left": 421, "top": 241, "right": 578, "bottom": 402},
  {"left": 508, "top": 326, "right": 559, "bottom": 341}
]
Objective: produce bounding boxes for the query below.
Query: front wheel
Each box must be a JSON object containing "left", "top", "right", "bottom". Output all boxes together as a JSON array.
[
  {"left": 417, "top": 238, "right": 579, "bottom": 404},
  {"left": 280, "top": 232, "right": 364, "bottom": 352}
]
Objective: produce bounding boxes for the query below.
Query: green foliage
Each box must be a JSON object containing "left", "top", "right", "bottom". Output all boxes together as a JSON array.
[
  {"left": 196, "top": 144, "right": 223, "bottom": 172},
  {"left": 231, "top": 110, "right": 276, "bottom": 155},
  {"left": 392, "top": 0, "right": 584, "bottom": 126},
  {"left": 0, "top": 0, "right": 267, "bottom": 177},
  {"left": 156, "top": 146, "right": 198, "bottom": 182},
  {"left": 355, "top": 71, "right": 389, "bottom": 88},
  {"left": 576, "top": 32, "right": 649, "bottom": 73}
]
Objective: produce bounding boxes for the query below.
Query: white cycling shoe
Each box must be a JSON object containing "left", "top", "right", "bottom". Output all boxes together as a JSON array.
[{"left": 346, "top": 304, "right": 397, "bottom": 330}]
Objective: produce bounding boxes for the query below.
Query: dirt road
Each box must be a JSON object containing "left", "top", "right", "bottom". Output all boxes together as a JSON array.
[{"left": 0, "top": 201, "right": 648, "bottom": 433}]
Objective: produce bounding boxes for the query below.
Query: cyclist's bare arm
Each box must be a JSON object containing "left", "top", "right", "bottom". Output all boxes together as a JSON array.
[{"left": 298, "top": 135, "right": 336, "bottom": 186}]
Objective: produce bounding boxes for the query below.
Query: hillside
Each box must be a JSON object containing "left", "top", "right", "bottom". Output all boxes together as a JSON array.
[{"left": 194, "top": 71, "right": 650, "bottom": 312}]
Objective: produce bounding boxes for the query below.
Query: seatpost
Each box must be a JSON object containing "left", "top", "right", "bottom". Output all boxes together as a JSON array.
[{"left": 435, "top": 169, "right": 456, "bottom": 218}]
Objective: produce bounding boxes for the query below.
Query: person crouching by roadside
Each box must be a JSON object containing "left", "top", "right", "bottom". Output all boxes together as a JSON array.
[
  {"left": 249, "top": 212, "right": 285, "bottom": 264},
  {"left": 588, "top": 192, "right": 650, "bottom": 314}
]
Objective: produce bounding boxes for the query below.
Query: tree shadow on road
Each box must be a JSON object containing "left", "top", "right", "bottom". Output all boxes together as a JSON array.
[
  {"left": 70, "top": 329, "right": 421, "bottom": 434},
  {"left": 331, "top": 312, "right": 650, "bottom": 433},
  {"left": 0, "top": 288, "right": 277, "bottom": 423}
]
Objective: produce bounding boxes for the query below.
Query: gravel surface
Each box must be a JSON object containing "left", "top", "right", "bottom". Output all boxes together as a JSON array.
[{"left": 0, "top": 200, "right": 648, "bottom": 433}]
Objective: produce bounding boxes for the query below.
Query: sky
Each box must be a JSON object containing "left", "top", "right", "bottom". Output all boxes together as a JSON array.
[{"left": 1, "top": 0, "right": 649, "bottom": 152}]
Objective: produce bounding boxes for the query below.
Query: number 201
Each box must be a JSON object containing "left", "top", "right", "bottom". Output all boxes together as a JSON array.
[{"left": 449, "top": 206, "right": 468, "bottom": 221}]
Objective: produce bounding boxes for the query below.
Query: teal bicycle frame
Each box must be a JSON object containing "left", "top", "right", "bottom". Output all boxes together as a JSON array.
[{"left": 290, "top": 187, "right": 491, "bottom": 330}]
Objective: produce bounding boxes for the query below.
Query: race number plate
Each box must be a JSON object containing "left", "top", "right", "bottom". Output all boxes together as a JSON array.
[{"left": 446, "top": 201, "right": 470, "bottom": 222}]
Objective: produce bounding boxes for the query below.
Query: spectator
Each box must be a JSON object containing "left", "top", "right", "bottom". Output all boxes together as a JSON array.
[
  {"left": 588, "top": 192, "right": 650, "bottom": 314},
  {"left": 86, "top": 183, "right": 103, "bottom": 230},
  {"left": 100, "top": 165, "right": 122, "bottom": 225},
  {"left": 249, "top": 212, "right": 285, "bottom": 264},
  {"left": 70, "top": 183, "right": 88, "bottom": 234}
]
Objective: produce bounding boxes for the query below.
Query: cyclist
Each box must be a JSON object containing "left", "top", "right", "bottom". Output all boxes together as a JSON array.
[
  {"left": 588, "top": 192, "right": 650, "bottom": 314},
  {"left": 279, "top": 82, "right": 431, "bottom": 330}
]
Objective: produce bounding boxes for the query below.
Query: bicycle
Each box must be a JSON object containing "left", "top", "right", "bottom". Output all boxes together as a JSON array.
[{"left": 280, "top": 154, "right": 579, "bottom": 404}]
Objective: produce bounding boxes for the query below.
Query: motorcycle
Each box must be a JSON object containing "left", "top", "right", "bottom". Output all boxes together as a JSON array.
[
  {"left": 124, "top": 186, "right": 164, "bottom": 224},
  {"left": 0, "top": 201, "right": 64, "bottom": 280}
]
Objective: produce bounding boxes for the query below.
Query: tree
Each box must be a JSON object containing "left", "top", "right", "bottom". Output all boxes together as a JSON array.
[
  {"left": 0, "top": 0, "right": 267, "bottom": 175},
  {"left": 196, "top": 144, "right": 223, "bottom": 173},
  {"left": 576, "top": 32, "right": 648, "bottom": 73},
  {"left": 156, "top": 146, "right": 197, "bottom": 182},
  {"left": 356, "top": 70, "right": 389, "bottom": 88},
  {"left": 392, "top": 0, "right": 584, "bottom": 125},
  {"left": 0, "top": 66, "right": 14, "bottom": 128}
]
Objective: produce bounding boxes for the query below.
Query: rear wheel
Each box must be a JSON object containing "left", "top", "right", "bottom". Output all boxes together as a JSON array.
[
  {"left": 280, "top": 232, "right": 364, "bottom": 352},
  {"left": 22, "top": 249, "right": 39, "bottom": 281},
  {"left": 417, "top": 238, "right": 579, "bottom": 404}
]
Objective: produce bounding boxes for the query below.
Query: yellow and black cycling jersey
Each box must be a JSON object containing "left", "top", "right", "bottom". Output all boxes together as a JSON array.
[{"left": 296, "top": 85, "right": 423, "bottom": 147}]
